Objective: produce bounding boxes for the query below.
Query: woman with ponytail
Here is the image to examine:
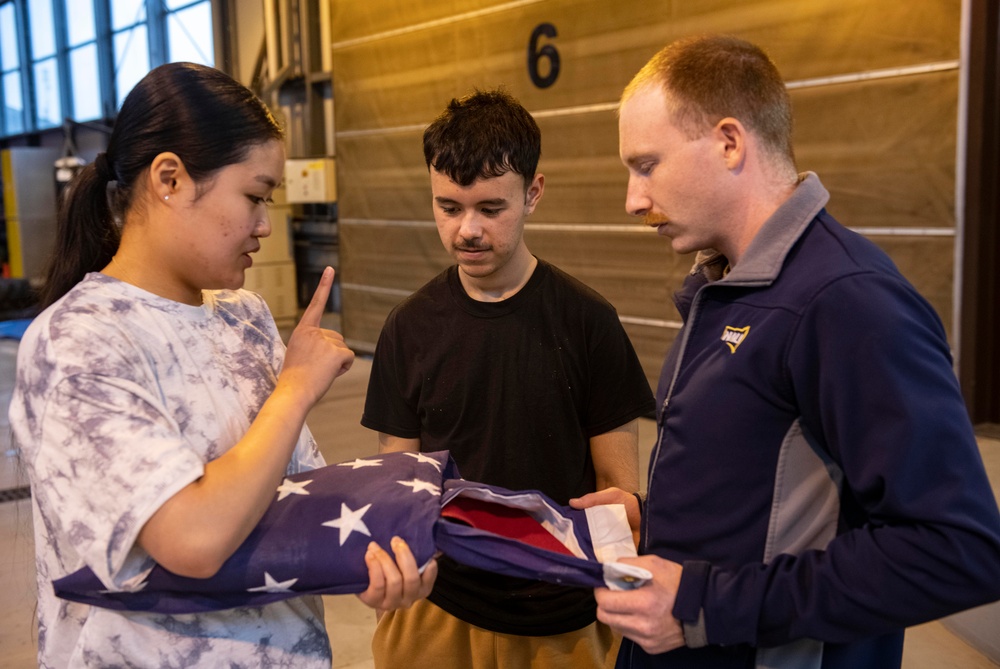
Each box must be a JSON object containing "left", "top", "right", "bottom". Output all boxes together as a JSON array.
[{"left": 9, "top": 62, "right": 434, "bottom": 667}]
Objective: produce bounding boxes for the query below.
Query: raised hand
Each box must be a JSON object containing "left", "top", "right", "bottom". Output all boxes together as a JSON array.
[{"left": 280, "top": 267, "right": 355, "bottom": 407}]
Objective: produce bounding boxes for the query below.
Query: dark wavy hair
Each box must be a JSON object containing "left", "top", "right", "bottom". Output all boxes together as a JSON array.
[
  {"left": 422, "top": 88, "right": 540, "bottom": 188},
  {"left": 41, "top": 61, "right": 283, "bottom": 307}
]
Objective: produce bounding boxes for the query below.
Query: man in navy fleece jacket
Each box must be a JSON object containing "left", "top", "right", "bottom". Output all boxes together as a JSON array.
[{"left": 572, "top": 34, "right": 1000, "bottom": 669}]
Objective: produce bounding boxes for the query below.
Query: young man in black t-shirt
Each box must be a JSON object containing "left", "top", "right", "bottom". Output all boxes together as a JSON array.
[{"left": 362, "top": 89, "right": 654, "bottom": 669}]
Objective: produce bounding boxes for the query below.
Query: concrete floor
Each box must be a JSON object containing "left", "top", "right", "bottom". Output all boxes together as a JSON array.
[{"left": 0, "top": 327, "right": 997, "bottom": 667}]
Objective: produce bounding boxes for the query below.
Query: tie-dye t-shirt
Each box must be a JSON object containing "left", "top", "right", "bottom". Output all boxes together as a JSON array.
[{"left": 9, "top": 273, "right": 332, "bottom": 668}]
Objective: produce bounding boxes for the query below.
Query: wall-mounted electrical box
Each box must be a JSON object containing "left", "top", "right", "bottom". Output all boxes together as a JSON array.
[{"left": 284, "top": 157, "right": 337, "bottom": 203}]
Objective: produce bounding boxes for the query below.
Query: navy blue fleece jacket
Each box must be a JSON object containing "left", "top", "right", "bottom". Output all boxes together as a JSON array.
[{"left": 622, "top": 173, "right": 1000, "bottom": 669}]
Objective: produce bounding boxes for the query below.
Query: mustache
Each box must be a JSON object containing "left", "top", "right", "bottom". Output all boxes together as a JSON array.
[
  {"left": 641, "top": 213, "right": 670, "bottom": 226},
  {"left": 454, "top": 241, "right": 491, "bottom": 252}
]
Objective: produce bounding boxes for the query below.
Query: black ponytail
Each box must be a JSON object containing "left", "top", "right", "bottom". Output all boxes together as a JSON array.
[{"left": 40, "top": 160, "right": 121, "bottom": 308}]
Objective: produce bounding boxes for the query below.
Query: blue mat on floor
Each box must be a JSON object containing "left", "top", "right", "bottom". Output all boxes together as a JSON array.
[{"left": 0, "top": 319, "right": 31, "bottom": 340}]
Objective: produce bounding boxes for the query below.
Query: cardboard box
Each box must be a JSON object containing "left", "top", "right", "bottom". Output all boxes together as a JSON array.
[{"left": 244, "top": 261, "right": 298, "bottom": 325}]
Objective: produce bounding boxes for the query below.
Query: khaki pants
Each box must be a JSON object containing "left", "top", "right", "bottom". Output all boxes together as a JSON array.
[{"left": 372, "top": 598, "right": 620, "bottom": 669}]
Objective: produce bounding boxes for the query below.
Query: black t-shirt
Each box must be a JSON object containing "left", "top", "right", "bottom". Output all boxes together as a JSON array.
[{"left": 362, "top": 259, "right": 654, "bottom": 634}]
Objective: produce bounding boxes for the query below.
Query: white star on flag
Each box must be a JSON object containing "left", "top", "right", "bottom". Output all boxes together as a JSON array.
[
  {"left": 337, "top": 458, "right": 384, "bottom": 469},
  {"left": 397, "top": 478, "right": 441, "bottom": 495},
  {"left": 322, "top": 503, "right": 373, "bottom": 545},
  {"left": 247, "top": 572, "right": 298, "bottom": 593},
  {"left": 276, "top": 478, "right": 312, "bottom": 501},
  {"left": 403, "top": 451, "right": 443, "bottom": 471}
]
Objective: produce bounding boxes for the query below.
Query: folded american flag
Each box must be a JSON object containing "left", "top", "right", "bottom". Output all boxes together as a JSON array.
[{"left": 53, "top": 450, "right": 650, "bottom": 613}]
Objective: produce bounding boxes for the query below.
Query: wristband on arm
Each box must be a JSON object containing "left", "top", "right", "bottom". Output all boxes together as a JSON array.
[{"left": 632, "top": 491, "right": 645, "bottom": 515}]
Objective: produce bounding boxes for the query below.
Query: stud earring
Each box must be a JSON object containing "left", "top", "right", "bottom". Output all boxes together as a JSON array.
[{"left": 164, "top": 195, "right": 170, "bottom": 201}]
